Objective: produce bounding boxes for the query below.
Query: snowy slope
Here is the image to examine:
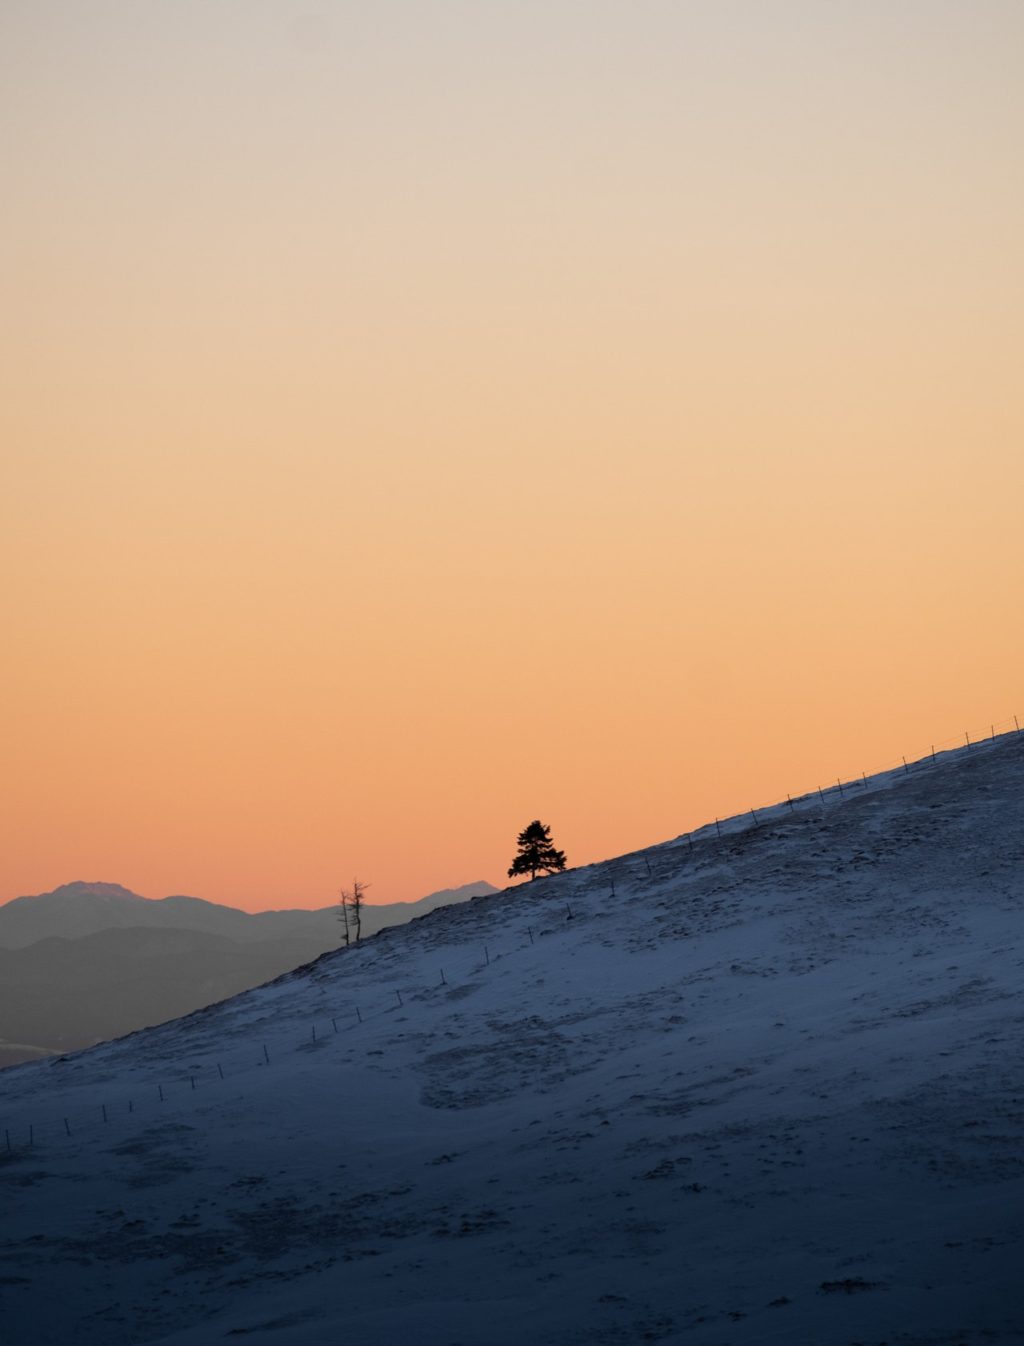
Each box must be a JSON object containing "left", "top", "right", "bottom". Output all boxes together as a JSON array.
[{"left": 2, "top": 735, "right": 1023, "bottom": 1345}]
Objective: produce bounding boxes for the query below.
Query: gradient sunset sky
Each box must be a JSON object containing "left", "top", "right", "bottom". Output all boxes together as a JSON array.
[{"left": 2, "top": 2, "right": 1021, "bottom": 910}]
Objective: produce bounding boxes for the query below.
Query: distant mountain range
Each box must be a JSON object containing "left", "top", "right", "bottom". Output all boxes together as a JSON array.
[{"left": 0, "top": 880, "right": 498, "bottom": 1066}]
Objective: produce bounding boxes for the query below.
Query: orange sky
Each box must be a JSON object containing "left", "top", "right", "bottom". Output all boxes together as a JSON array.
[{"left": 1, "top": 2, "right": 1022, "bottom": 910}]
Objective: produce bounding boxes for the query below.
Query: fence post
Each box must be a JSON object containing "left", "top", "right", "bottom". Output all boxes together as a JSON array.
[
  {"left": 786, "top": 794, "right": 795, "bottom": 812},
  {"left": 965, "top": 730, "right": 971, "bottom": 748},
  {"left": 102, "top": 1104, "right": 108, "bottom": 1123},
  {"left": 190, "top": 1076, "right": 196, "bottom": 1090},
  {"left": 836, "top": 777, "right": 844, "bottom": 797},
  {"left": 750, "top": 806, "right": 760, "bottom": 826},
  {"left": 64, "top": 1118, "right": 71, "bottom": 1136},
  {"left": 902, "top": 756, "right": 909, "bottom": 774},
  {"left": 484, "top": 945, "right": 490, "bottom": 965},
  {"left": 817, "top": 786, "right": 825, "bottom": 804},
  {"left": 29, "top": 1125, "right": 33, "bottom": 1147},
  {"left": 262, "top": 1045, "right": 270, "bottom": 1065},
  {"left": 217, "top": 1063, "right": 224, "bottom": 1080},
  {"left": 1015, "top": 715, "right": 1021, "bottom": 735},
  {"left": 356, "top": 1006, "right": 362, "bottom": 1023},
  {"left": 715, "top": 817, "right": 722, "bottom": 838},
  {"left": 396, "top": 990, "right": 403, "bottom": 1007},
  {"left": 527, "top": 927, "right": 534, "bottom": 945},
  {"left": 311, "top": 1024, "right": 316, "bottom": 1042},
  {"left": 158, "top": 1084, "right": 164, "bottom": 1103}
]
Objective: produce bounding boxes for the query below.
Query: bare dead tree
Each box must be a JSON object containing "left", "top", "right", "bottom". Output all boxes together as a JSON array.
[
  {"left": 337, "top": 886, "right": 352, "bottom": 947},
  {"left": 339, "top": 878, "right": 371, "bottom": 943}
]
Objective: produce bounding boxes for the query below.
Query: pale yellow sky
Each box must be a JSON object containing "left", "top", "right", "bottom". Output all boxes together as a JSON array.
[{"left": 1, "top": 2, "right": 1021, "bottom": 907}]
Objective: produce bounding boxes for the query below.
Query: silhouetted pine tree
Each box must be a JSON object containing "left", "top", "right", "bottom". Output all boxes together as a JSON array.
[{"left": 507, "top": 820, "right": 567, "bottom": 881}]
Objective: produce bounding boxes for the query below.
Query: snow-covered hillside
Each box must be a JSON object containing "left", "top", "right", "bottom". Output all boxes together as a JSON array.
[{"left": 2, "top": 735, "right": 1023, "bottom": 1345}]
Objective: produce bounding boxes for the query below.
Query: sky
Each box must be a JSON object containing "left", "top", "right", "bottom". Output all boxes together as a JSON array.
[{"left": 1, "top": 1, "right": 1022, "bottom": 911}]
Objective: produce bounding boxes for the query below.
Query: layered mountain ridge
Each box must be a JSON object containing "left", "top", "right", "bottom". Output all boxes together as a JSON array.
[{"left": 0, "top": 879, "right": 497, "bottom": 949}]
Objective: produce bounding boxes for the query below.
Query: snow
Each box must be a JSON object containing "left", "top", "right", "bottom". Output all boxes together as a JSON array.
[{"left": 2, "top": 733, "right": 1023, "bottom": 1344}]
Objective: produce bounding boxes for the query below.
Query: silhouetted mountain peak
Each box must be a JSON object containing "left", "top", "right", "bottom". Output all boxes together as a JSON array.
[{"left": 41, "top": 881, "right": 143, "bottom": 902}]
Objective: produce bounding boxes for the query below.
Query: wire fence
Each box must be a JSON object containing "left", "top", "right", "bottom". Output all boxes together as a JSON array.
[
  {"left": 684, "top": 710, "right": 1023, "bottom": 843},
  {"left": 2, "top": 710, "right": 1021, "bottom": 1158},
  {"left": 0, "top": 911, "right": 575, "bottom": 1155}
]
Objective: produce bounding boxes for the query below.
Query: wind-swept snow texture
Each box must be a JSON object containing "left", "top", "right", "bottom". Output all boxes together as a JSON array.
[{"left": 2, "top": 734, "right": 1023, "bottom": 1345}]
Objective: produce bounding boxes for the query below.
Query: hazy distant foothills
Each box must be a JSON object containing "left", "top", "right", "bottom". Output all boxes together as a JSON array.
[{"left": 0, "top": 881, "right": 497, "bottom": 1066}]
